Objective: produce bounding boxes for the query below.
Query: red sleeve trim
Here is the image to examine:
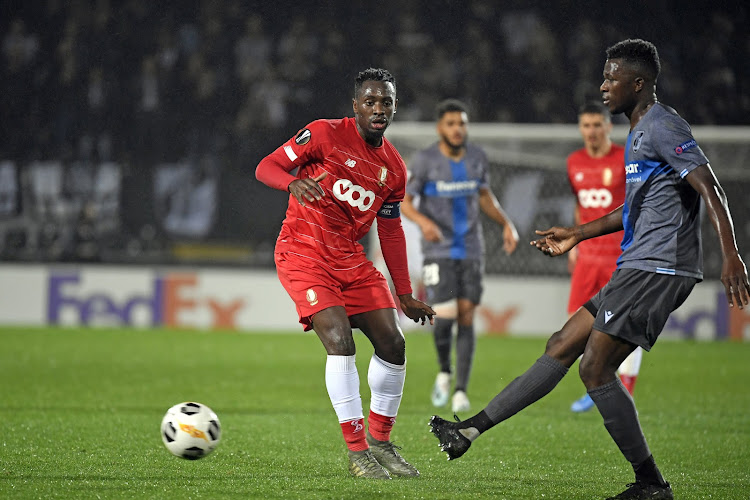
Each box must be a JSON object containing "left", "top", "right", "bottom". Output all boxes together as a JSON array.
[{"left": 377, "top": 216, "right": 412, "bottom": 296}]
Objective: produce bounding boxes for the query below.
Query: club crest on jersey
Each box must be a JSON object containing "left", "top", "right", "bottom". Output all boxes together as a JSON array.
[
  {"left": 632, "top": 131, "right": 645, "bottom": 152},
  {"left": 602, "top": 167, "right": 612, "bottom": 186},
  {"left": 377, "top": 166, "right": 388, "bottom": 186},
  {"left": 306, "top": 288, "right": 318, "bottom": 306},
  {"left": 295, "top": 128, "right": 311, "bottom": 145}
]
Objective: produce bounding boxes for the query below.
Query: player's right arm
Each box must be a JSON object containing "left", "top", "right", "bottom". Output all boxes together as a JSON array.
[
  {"left": 255, "top": 123, "right": 328, "bottom": 207},
  {"left": 531, "top": 205, "right": 623, "bottom": 257}
]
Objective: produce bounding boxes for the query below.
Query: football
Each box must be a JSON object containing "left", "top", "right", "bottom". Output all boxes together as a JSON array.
[{"left": 161, "top": 402, "right": 221, "bottom": 460}]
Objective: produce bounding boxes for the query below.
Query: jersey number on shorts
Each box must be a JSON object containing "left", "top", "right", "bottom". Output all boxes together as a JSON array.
[{"left": 423, "top": 263, "right": 440, "bottom": 286}]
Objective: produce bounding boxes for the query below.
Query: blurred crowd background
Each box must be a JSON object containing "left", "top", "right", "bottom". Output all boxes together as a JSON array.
[{"left": 1, "top": 0, "right": 748, "bottom": 271}]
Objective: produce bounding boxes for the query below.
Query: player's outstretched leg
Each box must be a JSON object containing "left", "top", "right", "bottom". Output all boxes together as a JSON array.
[
  {"left": 428, "top": 415, "right": 474, "bottom": 460},
  {"left": 429, "top": 353, "right": 569, "bottom": 460}
]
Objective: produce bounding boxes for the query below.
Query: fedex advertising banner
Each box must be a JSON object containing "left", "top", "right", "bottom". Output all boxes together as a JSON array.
[
  {"left": 0, "top": 265, "right": 748, "bottom": 340},
  {"left": 0, "top": 265, "right": 299, "bottom": 330}
]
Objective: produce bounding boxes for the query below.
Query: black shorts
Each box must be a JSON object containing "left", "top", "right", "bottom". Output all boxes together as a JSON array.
[
  {"left": 422, "top": 258, "right": 483, "bottom": 305},
  {"left": 584, "top": 268, "right": 697, "bottom": 351}
]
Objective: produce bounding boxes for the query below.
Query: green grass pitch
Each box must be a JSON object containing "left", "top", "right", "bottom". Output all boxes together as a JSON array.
[{"left": 1, "top": 326, "right": 748, "bottom": 499}]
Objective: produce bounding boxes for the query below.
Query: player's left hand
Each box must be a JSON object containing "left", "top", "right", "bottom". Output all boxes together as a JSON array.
[
  {"left": 503, "top": 223, "right": 519, "bottom": 255},
  {"left": 398, "top": 294, "right": 436, "bottom": 326},
  {"left": 721, "top": 253, "right": 750, "bottom": 310}
]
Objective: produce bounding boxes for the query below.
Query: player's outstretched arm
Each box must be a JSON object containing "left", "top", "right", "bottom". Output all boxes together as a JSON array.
[
  {"left": 530, "top": 226, "right": 579, "bottom": 256},
  {"left": 531, "top": 205, "right": 624, "bottom": 257},
  {"left": 686, "top": 164, "right": 750, "bottom": 309}
]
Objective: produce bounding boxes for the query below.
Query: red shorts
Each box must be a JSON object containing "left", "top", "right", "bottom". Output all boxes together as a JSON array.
[
  {"left": 275, "top": 251, "right": 396, "bottom": 331},
  {"left": 568, "top": 253, "right": 619, "bottom": 314}
]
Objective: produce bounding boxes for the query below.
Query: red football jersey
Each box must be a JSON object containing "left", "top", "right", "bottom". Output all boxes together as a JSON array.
[
  {"left": 567, "top": 144, "right": 625, "bottom": 257},
  {"left": 275, "top": 117, "right": 407, "bottom": 269}
]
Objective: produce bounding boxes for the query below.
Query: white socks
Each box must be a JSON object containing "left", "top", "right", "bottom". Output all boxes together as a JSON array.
[
  {"left": 325, "top": 355, "right": 363, "bottom": 423},
  {"left": 368, "top": 354, "right": 406, "bottom": 418},
  {"left": 325, "top": 354, "right": 406, "bottom": 421}
]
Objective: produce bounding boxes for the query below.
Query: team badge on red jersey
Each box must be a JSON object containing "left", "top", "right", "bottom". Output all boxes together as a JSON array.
[
  {"left": 602, "top": 167, "right": 612, "bottom": 186},
  {"left": 377, "top": 166, "right": 388, "bottom": 186},
  {"left": 295, "top": 129, "right": 311, "bottom": 145}
]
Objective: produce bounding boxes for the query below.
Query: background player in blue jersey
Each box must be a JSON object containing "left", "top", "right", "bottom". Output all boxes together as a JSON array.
[
  {"left": 401, "top": 99, "right": 519, "bottom": 414},
  {"left": 429, "top": 40, "right": 749, "bottom": 500}
]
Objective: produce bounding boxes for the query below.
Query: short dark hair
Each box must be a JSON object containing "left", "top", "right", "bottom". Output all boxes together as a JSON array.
[
  {"left": 605, "top": 38, "right": 661, "bottom": 82},
  {"left": 578, "top": 101, "right": 611, "bottom": 120},
  {"left": 354, "top": 68, "right": 396, "bottom": 97},
  {"left": 435, "top": 99, "right": 468, "bottom": 120}
]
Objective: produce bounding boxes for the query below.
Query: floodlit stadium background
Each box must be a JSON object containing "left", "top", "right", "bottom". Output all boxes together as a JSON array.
[{"left": 1, "top": 1, "right": 748, "bottom": 337}]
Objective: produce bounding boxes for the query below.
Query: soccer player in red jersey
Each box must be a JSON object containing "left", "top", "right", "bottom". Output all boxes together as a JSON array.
[
  {"left": 256, "top": 68, "right": 435, "bottom": 480},
  {"left": 567, "top": 102, "right": 642, "bottom": 413}
]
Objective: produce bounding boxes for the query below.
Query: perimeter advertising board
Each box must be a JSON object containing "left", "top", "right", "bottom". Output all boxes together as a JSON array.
[{"left": 0, "top": 265, "right": 747, "bottom": 341}]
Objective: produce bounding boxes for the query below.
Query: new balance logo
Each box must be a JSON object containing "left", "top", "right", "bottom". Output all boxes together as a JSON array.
[
  {"left": 345, "top": 158, "right": 357, "bottom": 168},
  {"left": 604, "top": 310, "right": 614, "bottom": 323}
]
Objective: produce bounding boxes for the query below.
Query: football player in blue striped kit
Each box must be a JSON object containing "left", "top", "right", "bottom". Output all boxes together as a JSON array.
[
  {"left": 429, "top": 39, "right": 749, "bottom": 500},
  {"left": 401, "top": 99, "right": 518, "bottom": 414}
]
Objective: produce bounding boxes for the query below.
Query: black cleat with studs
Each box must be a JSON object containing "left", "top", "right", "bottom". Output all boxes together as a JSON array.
[{"left": 428, "top": 415, "right": 472, "bottom": 460}]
